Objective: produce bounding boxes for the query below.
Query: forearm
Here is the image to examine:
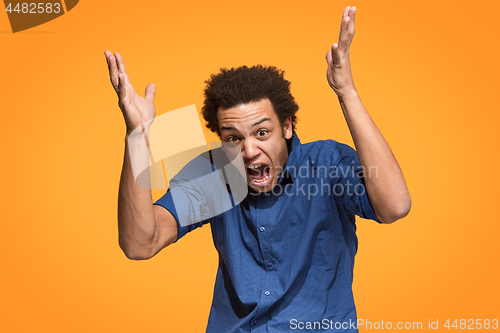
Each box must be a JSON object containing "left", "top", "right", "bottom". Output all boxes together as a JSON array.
[
  {"left": 338, "top": 90, "right": 411, "bottom": 223},
  {"left": 118, "top": 131, "right": 159, "bottom": 259}
]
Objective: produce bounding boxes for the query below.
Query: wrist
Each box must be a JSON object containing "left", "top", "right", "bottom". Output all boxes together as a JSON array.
[
  {"left": 336, "top": 87, "right": 358, "bottom": 100},
  {"left": 126, "top": 125, "right": 150, "bottom": 144},
  {"left": 126, "top": 122, "right": 151, "bottom": 137}
]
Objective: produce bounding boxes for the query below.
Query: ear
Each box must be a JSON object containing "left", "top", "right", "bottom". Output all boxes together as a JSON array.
[{"left": 283, "top": 117, "right": 293, "bottom": 140}]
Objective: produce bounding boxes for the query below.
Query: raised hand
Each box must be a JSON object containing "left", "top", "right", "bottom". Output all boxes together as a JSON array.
[
  {"left": 325, "top": 6, "right": 357, "bottom": 97},
  {"left": 104, "top": 50, "right": 156, "bottom": 134}
]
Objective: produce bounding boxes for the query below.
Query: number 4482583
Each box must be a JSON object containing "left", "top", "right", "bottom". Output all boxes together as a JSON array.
[
  {"left": 444, "top": 319, "right": 498, "bottom": 329},
  {"left": 5, "top": 3, "right": 61, "bottom": 14}
]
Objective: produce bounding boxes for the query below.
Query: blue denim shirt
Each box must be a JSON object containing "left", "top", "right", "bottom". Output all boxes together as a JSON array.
[{"left": 154, "top": 133, "right": 381, "bottom": 332}]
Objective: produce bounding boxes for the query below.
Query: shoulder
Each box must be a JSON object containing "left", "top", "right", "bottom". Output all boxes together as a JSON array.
[
  {"left": 170, "top": 147, "right": 227, "bottom": 184},
  {"left": 291, "top": 138, "right": 357, "bottom": 166}
]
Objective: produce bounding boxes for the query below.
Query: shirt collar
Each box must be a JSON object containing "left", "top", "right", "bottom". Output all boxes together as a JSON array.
[
  {"left": 276, "top": 132, "right": 301, "bottom": 186},
  {"left": 289, "top": 131, "right": 302, "bottom": 152}
]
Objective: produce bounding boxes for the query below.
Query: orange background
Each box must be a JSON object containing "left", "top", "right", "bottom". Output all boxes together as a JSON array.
[{"left": 1, "top": 0, "right": 499, "bottom": 331}]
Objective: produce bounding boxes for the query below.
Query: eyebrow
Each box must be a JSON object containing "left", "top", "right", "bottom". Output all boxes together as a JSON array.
[
  {"left": 220, "top": 125, "right": 238, "bottom": 132},
  {"left": 220, "top": 118, "right": 271, "bottom": 132},
  {"left": 251, "top": 118, "right": 271, "bottom": 128}
]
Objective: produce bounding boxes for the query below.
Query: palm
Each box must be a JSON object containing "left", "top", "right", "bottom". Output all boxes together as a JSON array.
[
  {"left": 104, "top": 51, "right": 156, "bottom": 134},
  {"left": 325, "top": 6, "right": 357, "bottom": 97},
  {"left": 119, "top": 81, "right": 156, "bottom": 131}
]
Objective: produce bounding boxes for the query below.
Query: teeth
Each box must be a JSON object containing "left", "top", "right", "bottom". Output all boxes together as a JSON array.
[
  {"left": 247, "top": 164, "right": 262, "bottom": 169},
  {"left": 253, "top": 175, "right": 269, "bottom": 183}
]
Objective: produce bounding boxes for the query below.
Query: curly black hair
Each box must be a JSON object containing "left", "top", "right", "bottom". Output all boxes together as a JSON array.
[{"left": 202, "top": 65, "right": 299, "bottom": 138}]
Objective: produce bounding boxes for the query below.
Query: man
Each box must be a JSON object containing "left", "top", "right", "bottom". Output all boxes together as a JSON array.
[{"left": 105, "top": 6, "right": 411, "bottom": 332}]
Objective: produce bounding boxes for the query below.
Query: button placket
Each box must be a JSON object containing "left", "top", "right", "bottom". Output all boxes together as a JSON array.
[{"left": 257, "top": 194, "right": 276, "bottom": 310}]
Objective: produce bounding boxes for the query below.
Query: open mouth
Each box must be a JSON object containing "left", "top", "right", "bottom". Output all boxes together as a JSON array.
[{"left": 246, "top": 163, "right": 272, "bottom": 187}]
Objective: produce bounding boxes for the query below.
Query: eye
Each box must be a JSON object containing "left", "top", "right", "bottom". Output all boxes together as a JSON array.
[
  {"left": 227, "top": 135, "right": 240, "bottom": 143},
  {"left": 257, "top": 129, "right": 268, "bottom": 137}
]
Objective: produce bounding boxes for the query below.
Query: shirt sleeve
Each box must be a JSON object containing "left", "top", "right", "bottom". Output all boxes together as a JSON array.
[
  {"left": 153, "top": 151, "right": 215, "bottom": 243},
  {"left": 153, "top": 148, "right": 238, "bottom": 242},
  {"left": 154, "top": 187, "right": 209, "bottom": 243},
  {"left": 330, "top": 143, "right": 382, "bottom": 224}
]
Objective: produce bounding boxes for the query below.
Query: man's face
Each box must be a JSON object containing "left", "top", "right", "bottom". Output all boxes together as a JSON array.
[{"left": 218, "top": 98, "right": 292, "bottom": 193}]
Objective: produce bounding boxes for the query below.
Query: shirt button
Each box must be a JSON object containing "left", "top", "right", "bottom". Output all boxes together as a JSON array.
[
  {"left": 265, "top": 290, "right": 270, "bottom": 296},
  {"left": 267, "top": 261, "right": 273, "bottom": 267},
  {"left": 260, "top": 226, "right": 266, "bottom": 232},
  {"left": 254, "top": 319, "right": 258, "bottom": 325}
]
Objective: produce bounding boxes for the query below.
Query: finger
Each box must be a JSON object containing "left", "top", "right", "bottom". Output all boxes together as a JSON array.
[
  {"left": 114, "top": 52, "right": 131, "bottom": 84},
  {"left": 105, "top": 51, "right": 119, "bottom": 88},
  {"left": 104, "top": 50, "right": 111, "bottom": 65},
  {"left": 342, "top": 6, "right": 350, "bottom": 18},
  {"left": 330, "top": 43, "right": 341, "bottom": 67},
  {"left": 104, "top": 50, "right": 111, "bottom": 74},
  {"left": 109, "top": 54, "right": 119, "bottom": 88},
  {"left": 118, "top": 72, "right": 126, "bottom": 101},
  {"left": 325, "top": 49, "right": 332, "bottom": 64},
  {"left": 348, "top": 7, "right": 356, "bottom": 36},
  {"left": 338, "top": 16, "right": 351, "bottom": 50},
  {"left": 145, "top": 83, "right": 156, "bottom": 102}
]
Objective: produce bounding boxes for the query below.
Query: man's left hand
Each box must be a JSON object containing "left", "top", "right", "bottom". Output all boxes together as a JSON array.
[{"left": 326, "top": 6, "right": 357, "bottom": 97}]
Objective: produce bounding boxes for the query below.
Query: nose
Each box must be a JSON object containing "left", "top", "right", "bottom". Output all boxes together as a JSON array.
[{"left": 242, "top": 137, "right": 260, "bottom": 163}]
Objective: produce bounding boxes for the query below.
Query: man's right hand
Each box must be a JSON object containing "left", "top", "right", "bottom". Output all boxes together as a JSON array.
[{"left": 104, "top": 50, "right": 156, "bottom": 135}]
